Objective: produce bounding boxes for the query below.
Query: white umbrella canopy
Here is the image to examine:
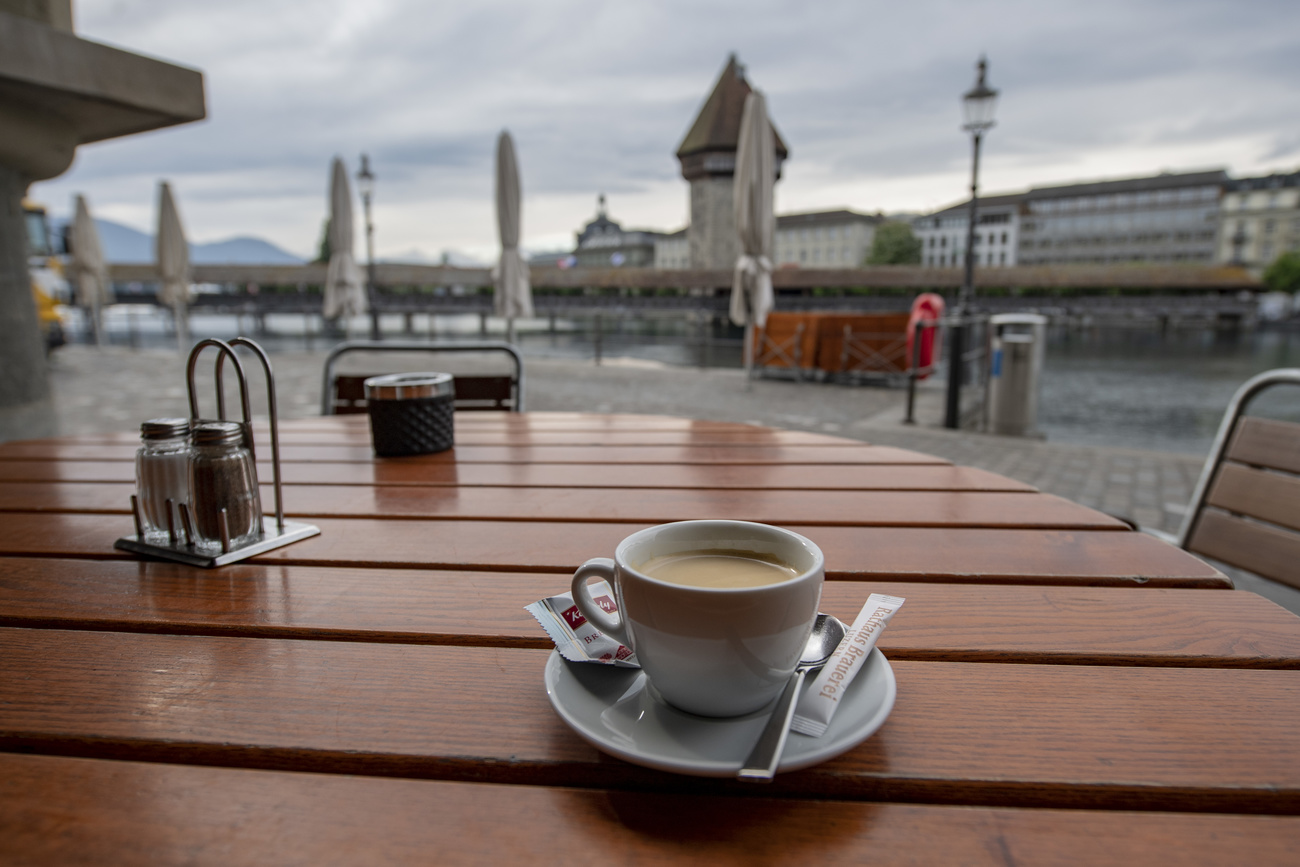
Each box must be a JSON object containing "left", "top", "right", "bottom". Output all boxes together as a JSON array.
[
  {"left": 70, "top": 194, "right": 110, "bottom": 346},
  {"left": 323, "top": 156, "right": 367, "bottom": 324},
  {"left": 731, "top": 90, "right": 776, "bottom": 384},
  {"left": 155, "top": 181, "right": 191, "bottom": 350},
  {"left": 494, "top": 130, "right": 532, "bottom": 339}
]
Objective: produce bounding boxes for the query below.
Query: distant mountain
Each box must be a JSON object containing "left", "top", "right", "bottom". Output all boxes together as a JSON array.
[
  {"left": 191, "top": 237, "right": 304, "bottom": 265},
  {"left": 93, "top": 218, "right": 153, "bottom": 263},
  {"left": 55, "top": 217, "right": 306, "bottom": 265}
]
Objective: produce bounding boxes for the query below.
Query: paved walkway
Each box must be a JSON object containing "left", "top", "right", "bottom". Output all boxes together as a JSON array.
[{"left": 33, "top": 344, "right": 1300, "bottom": 614}]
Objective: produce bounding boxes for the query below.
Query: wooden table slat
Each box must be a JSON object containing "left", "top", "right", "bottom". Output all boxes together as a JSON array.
[
  {"left": 0, "top": 558, "right": 1292, "bottom": 666},
  {"left": 0, "top": 441, "right": 952, "bottom": 465},
  {"left": 1, "top": 630, "right": 1297, "bottom": 813},
  {"left": 0, "top": 459, "right": 1032, "bottom": 491},
  {"left": 0, "top": 514, "right": 1228, "bottom": 587},
  {"left": 0, "top": 481, "right": 1119, "bottom": 529},
  {"left": 4, "top": 754, "right": 1298, "bottom": 866}
]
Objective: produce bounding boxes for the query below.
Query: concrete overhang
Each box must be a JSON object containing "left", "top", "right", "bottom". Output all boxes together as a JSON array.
[{"left": 0, "top": 10, "right": 205, "bottom": 179}]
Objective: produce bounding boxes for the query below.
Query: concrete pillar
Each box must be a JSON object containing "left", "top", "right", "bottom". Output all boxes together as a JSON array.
[
  {"left": 0, "top": 6, "right": 206, "bottom": 440},
  {"left": 0, "top": 163, "right": 55, "bottom": 440}
]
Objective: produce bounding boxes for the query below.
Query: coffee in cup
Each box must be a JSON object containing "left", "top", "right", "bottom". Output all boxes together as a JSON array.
[
  {"left": 639, "top": 549, "right": 799, "bottom": 588},
  {"left": 570, "top": 520, "right": 824, "bottom": 717}
]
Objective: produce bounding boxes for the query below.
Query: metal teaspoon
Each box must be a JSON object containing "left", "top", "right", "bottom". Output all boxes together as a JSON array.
[{"left": 737, "top": 613, "right": 847, "bottom": 782}]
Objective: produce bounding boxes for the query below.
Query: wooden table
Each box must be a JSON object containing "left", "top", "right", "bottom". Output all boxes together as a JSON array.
[{"left": 1, "top": 412, "right": 1298, "bottom": 864}]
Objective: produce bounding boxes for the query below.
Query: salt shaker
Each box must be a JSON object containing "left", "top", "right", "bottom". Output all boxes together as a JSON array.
[
  {"left": 134, "top": 418, "right": 191, "bottom": 544},
  {"left": 188, "top": 420, "right": 263, "bottom": 553}
]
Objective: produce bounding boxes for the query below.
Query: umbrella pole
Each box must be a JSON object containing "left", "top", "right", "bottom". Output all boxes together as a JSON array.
[
  {"left": 174, "top": 299, "right": 188, "bottom": 353},
  {"left": 743, "top": 325, "right": 754, "bottom": 391},
  {"left": 92, "top": 295, "right": 104, "bottom": 347}
]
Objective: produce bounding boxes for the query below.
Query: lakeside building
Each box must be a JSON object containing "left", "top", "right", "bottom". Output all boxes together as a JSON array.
[
  {"left": 774, "top": 209, "right": 880, "bottom": 267},
  {"left": 914, "top": 194, "right": 1023, "bottom": 268},
  {"left": 1216, "top": 171, "right": 1300, "bottom": 270},
  {"left": 571, "top": 195, "right": 669, "bottom": 268},
  {"left": 649, "top": 209, "right": 880, "bottom": 270},
  {"left": 676, "top": 54, "right": 788, "bottom": 269},
  {"left": 915, "top": 169, "right": 1229, "bottom": 268},
  {"left": 1017, "top": 170, "right": 1226, "bottom": 265},
  {"left": 654, "top": 230, "right": 689, "bottom": 269}
]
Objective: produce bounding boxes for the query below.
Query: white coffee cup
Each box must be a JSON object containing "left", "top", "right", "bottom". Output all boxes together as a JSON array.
[{"left": 570, "top": 520, "right": 824, "bottom": 717}]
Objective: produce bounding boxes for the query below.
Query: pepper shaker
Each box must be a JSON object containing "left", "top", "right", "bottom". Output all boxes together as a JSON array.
[{"left": 188, "top": 420, "right": 263, "bottom": 553}]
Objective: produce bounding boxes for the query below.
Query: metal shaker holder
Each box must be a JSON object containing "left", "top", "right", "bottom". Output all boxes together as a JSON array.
[{"left": 115, "top": 337, "right": 321, "bottom": 567}]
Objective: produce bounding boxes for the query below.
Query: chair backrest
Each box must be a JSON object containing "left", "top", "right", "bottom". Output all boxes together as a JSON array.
[
  {"left": 321, "top": 340, "right": 525, "bottom": 415},
  {"left": 1178, "top": 369, "right": 1300, "bottom": 588}
]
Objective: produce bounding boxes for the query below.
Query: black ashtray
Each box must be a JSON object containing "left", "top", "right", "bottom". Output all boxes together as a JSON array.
[{"left": 364, "top": 372, "right": 455, "bottom": 457}]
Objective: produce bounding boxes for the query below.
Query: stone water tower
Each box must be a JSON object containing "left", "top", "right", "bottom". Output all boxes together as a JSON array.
[{"left": 675, "top": 54, "right": 788, "bottom": 270}]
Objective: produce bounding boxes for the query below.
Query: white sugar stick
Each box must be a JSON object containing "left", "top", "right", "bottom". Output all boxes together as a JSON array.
[{"left": 790, "top": 593, "right": 904, "bottom": 737}]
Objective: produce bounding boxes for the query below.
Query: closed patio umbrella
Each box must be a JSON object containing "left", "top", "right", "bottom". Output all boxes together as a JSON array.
[
  {"left": 494, "top": 130, "right": 532, "bottom": 343},
  {"left": 323, "top": 156, "right": 367, "bottom": 326},
  {"left": 70, "top": 194, "right": 110, "bottom": 346},
  {"left": 731, "top": 90, "right": 776, "bottom": 384},
  {"left": 156, "top": 181, "right": 190, "bottom": 351}
]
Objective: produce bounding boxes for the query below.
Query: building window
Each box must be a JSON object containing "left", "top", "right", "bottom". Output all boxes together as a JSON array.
[{"left": 999, "top": 252, "right": 1006, "bottom": 265}]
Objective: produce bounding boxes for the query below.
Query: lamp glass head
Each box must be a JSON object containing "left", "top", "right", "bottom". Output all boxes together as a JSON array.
[
  {"left": 356, "top": 154, "right": 376, "bottom": 198},
  {"left": 962, "top": 57, "right": 998, "bottom": 132}
]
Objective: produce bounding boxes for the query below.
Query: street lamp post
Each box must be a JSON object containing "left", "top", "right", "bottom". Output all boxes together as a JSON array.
[
  {"left": 944, "top": 56, "right": 999, "bottom": 429},
  {"left": 356, "top": 154, "right": 379, "bottom": 341}
]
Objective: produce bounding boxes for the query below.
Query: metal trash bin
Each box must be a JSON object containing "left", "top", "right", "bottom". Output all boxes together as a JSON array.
[{"left": 987, "top": 313, "right": 1047, "bottom": 436}]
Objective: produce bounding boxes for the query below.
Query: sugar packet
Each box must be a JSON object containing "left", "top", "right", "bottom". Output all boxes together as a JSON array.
[
  {"left": 525, "top": 581, "right": 640, "bottom": 667},
  {"left": 790, "top": 593, "right": 904, "bottom": 737}
]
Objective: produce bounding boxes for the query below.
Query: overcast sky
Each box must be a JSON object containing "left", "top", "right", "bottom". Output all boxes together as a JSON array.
[{"left": 30, "top": 0, "right": 1300, "bottom": 262}]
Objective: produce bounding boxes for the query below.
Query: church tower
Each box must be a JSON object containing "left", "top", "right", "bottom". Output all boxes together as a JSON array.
[{"left": 676, "top": 54, "right": 788, "bottom": 269}]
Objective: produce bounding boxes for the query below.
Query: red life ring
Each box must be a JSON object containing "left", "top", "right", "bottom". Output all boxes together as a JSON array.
[{"left": 906, "top": 293, "right": 945, "bottom": 379}]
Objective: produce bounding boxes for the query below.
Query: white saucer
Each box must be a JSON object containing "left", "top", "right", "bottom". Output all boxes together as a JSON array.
[{"left": 544, "top": 648, "right": 896, "bottom": 777}]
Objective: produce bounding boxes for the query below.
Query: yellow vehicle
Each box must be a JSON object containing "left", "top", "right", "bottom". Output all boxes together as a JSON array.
[{"left": 24, "top": 200, "right": 68, "bottom": 353}]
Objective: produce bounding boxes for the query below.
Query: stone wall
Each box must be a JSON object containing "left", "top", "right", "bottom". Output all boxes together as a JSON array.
[{"left": 689, "top": 176, "right": 738, "bottom": 270}]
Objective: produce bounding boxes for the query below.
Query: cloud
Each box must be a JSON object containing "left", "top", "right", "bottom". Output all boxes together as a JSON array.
[{"left": 29, "top": 0, "right": 1300, "bottom": 259}]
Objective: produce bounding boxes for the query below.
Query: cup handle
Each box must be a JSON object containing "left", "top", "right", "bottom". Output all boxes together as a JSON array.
[{"left": 571, "top": 558, "right": 628, "bottom": 645}]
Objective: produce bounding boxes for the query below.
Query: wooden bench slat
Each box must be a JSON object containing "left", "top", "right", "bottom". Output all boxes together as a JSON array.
[
  {"left": 1228, "top": 417, "right": 1300, "bottom": 475},
  {"left": 1, "top": 630, "right": 1296, "bottom": 813},
  {"left": 4, "top": 753, "right": 1298, "bottom": 865},
  {"left": 0, "top": 558, "right": 1291, "bottom": 665},
  {"left": 0, "top": 460, "right": 1034, "bottom": 492},
  {"left": 0, "top": 482, "right": 1120, "bottom": 530},
  {"left": 331, "top": 373, "right": 517, "bottom": 413},
  {"left": 0, "top": 442, "right": 949, "bottom": 465},
  {"left": 0, "top": 514, "right": 1229, "bottom": 586},
  {"left": 1208, "top": 462, "right": 1300, "bottom": 532},
  {"left": 1190, "top": 509, "right": 1300, "bottom": 588}
]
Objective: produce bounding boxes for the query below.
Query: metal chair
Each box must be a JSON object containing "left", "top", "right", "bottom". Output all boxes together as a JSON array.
[
  {"left": 1163, "top": 368, "right": 1300, "bottom": 588},
  {"left": 321, "top": 340, "right": 525, "bottom": 415}
]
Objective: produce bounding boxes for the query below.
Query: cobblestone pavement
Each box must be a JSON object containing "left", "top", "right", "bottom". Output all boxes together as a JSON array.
[{"left": 33, "top": 344, "right": 1299, "bottom": 614}]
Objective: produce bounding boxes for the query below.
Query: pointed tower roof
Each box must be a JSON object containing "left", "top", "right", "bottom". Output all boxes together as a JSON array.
[{"left": 676, "top": 54, "right": 788, "bottom": 180}]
